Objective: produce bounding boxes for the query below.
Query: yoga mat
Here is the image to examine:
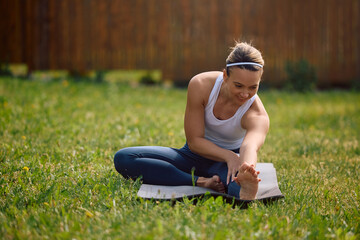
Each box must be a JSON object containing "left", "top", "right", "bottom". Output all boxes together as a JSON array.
[{"left": 137, "top": 163, "right": 284, "bottom": 207}]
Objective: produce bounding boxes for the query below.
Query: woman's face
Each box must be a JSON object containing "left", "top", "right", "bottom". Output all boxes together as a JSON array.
[{"left": 223, "top": 68, "right": 262, "bottom": 105}]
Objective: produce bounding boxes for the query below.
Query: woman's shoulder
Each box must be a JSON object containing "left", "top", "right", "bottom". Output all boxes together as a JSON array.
[
  {"left": 241, "top": 96, "right": 269, "bottom": 129},
  {"left": 190, "top": 71, "right": 222, "bottom": 83},
  {"left": 188, "top": 71, "right": 222, "bottom": 93},
  {"left": 187, "top": 71, "right": 222, "bottom": 105}
]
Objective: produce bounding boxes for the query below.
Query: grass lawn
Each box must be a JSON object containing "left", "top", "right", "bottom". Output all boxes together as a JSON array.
[{"left": 0, "top": 77, "right": 359, "bottom": 239}]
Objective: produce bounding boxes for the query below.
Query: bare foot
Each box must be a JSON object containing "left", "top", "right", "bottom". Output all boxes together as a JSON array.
[
  {"left": 196, "top": 175, "right": 225, "bottom": 193},
  {"left": 234, "top": 163, "right": 261, "bottom": 200}
]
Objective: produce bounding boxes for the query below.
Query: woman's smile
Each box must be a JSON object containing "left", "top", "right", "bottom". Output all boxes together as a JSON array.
[{"left": 237, "top": 96, "right": 249, "bottom": 104}]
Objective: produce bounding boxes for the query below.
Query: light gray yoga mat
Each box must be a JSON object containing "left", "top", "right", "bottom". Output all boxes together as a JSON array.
[{"left": 137, "top": 163, "right": 284, "bottom": 207}]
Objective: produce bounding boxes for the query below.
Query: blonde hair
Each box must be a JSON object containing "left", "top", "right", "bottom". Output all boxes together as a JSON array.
[{"left": 226, "top": 42, "right": 264, "bottom": 74}]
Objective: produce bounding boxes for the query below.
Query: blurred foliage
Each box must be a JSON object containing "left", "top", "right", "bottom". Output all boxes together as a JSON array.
[
  {"left": 0, "top": 63, "right": 12, "bottom": 76},
  {"left": 351, "top": 78, "right": 360, "bottom": 91},
  {"left": 140, "top": 72, "right": 159, "bottom": 85},
  {"left": 285, "top": 59, "right": 317, "bottom": 92},
  {"left": 94, "top": 70, "right": 106, "bottom": 83}
]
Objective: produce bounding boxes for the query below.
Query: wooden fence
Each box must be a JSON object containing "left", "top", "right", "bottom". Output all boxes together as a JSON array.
[{"left": 1, "top": 0, "right": 359, "bottom": 87}]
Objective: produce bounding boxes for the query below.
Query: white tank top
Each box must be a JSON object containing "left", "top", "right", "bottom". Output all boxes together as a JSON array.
[{"left": 204, "top": 74, "right": 257, "bottom": 150}]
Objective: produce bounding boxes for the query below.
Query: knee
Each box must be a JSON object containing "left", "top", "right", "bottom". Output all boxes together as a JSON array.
[{"left": 113, "top": 148, "right": 132, "bottom": 174}]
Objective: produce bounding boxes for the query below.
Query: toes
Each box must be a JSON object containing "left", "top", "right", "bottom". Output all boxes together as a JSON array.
[
  {"left": 212, "top": 176, "right": 226, "bottom": 193},
  {"left": 216, "top": 182, "right": 225, "bottom": 193},
  {"left": 247, "top": 165, "right": 260, "bottom": 177},
  {"left": 247, "top": 164, "right": 256, "bottom": 172},
  {"left": 239, "top": 163, "right": 249, "bottom": 172},
  {"left": 249, "top": 165, "right": 256, "bottom": 172},
  {"left": 245, "top": 166, "right": 257, "bottom": 176}
]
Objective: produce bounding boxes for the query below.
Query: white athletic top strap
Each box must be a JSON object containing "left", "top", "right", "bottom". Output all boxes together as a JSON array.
[{"left": 204, "top": 74, "right": 257, "bottom": 150}]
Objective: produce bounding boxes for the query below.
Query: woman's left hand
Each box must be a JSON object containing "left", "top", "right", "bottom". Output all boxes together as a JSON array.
[{"left": 225, "top": 154, "right": 241, "bottom": 184}]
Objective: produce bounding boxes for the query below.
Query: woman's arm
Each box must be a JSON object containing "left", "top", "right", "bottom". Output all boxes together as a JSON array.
[
  {"left": 239, "top": 97, "right": 270, "bottom": 167},
  {"left": 184, "top": 73, "right": 242, "bottom": 184}
]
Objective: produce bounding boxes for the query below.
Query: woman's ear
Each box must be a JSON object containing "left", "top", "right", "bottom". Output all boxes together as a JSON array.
[{"left": 223, "top": 69, "right": 228, "bottom": 80}]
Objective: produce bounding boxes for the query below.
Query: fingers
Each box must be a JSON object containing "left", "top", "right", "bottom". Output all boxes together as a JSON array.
[
  {"left": 228, "top": 162, "right": 260, "bottom": 185},
  {"left": 248, "top": 166, "right": 256, "bottom": 175},
  {"left": 234, "top": 176, "right": 240, "bottom": 185},
  {"left": 227, "top": 169, "right": 237, "bottom": 184},
  {"left": 240, "top": 163, "right": 260, "bottom": 177},
  {"left": 239, "top": 162, "right": 249, "bottom": 171},
  {"left": 249, "top": 165, "right": 259, "bottom": 176},
  {"left": 253, "top": 169, "right": 260, "bottom": 178},
  {"left": 249, "top": 168, "right": 259, "bottom": 178}
]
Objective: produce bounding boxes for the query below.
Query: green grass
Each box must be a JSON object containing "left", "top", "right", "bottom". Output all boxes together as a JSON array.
[{"left": 0, "top": 77, "right": 359, "bottom": 239}]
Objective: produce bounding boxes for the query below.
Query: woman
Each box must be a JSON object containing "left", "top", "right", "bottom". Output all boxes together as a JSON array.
[{"left": 114, "top": 42, "right": 269, "bottom": 200}]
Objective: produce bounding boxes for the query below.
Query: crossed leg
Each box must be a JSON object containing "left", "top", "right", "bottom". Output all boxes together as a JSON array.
[
  {"left": 114, "top": 146, "right": 261, "bottom": 198},
  {"left": 114, "top": 146, "right": 225, "bottom": 193}
]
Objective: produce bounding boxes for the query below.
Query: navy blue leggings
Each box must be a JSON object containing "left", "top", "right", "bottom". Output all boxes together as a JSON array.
[{"left": 114, "top": 143, "right": 241, "bottom": 197}]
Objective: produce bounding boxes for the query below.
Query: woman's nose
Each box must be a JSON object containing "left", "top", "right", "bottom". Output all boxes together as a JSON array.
[{"left": 240, "top": 91, "right": 249, "bottom": 98}]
